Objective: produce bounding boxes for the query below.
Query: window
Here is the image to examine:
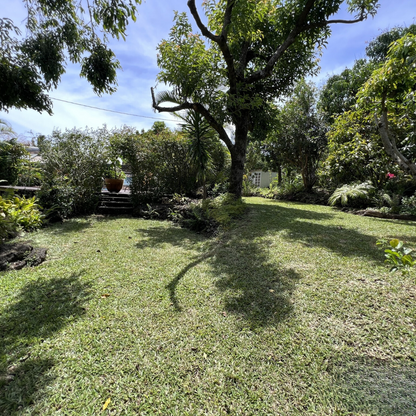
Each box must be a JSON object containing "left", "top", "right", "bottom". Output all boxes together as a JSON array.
[{"left": 250, "top": 172, "right": 261, "bottom": 187}]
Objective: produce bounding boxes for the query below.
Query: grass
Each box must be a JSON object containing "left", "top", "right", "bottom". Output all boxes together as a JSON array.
[{"left": 1, "top": 197, "right": 415, "bottom": 415}]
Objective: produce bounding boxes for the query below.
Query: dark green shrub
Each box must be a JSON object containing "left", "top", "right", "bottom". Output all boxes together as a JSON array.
[
  {"left": 0, "top": 138, "right": 29, "bottom": 185},
  {"left": 16, "top": 160, "right": 43, "bottom": 186},
  {"left": 174, "top": 194, "right": 247, "bottom": 234},
  {"left": 112, "top": 127, "right": 198, "bottom": 204}
]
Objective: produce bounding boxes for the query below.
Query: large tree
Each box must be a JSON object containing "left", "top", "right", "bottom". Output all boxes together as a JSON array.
[
  {"left": 263, "top": 80, "right": 327, "bottom": 191},
  {"left": 152, "top": 0, "right": 379, "bottom": 197},
  {"left": 0, "top": 0, "right": 140, "bottom": 114},
  {"left": 358, "top": 33, "right": 416, "bottom": 180}
]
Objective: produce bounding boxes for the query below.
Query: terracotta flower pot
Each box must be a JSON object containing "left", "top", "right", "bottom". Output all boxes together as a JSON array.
[{"left": 104, "top": 178, "right": 124, "bottom": 193}]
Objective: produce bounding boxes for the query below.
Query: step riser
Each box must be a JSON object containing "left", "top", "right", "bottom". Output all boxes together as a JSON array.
[{"left": 98, "top": 191, "right": 133, "bottom": 215}]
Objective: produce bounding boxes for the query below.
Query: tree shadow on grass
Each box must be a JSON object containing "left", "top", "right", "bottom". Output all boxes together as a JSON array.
[
  {"left": 333, "top": 356, "right": 416, "bottom": 415},
  {"left": 209, "top": 233, "right": 301, "bottom": 328},
  {"left": 134, "top": 225, "right": 208, "bottom": 251},
  {"left": 133, "top": 222, "right": 301, "bottom": 328},
  {"left": 246, "top": 200, "right": 402, "bottom": 263},
  {"left": 132, "top": 199, "right": 414, "bottom": 327},
  {"left": 0, "top": 272, "right": 90, "bottom": 413},
  {"left": 44, "top": 219, "right": 93, "bottom": 236}
]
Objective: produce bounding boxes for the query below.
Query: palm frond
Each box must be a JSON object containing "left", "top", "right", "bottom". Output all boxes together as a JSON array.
[
  {"left": 329, "top": 182, "right": 374, "bottom": 207},
  {"left": 155, "top": 90, "right": 182, "bottom": 106}
]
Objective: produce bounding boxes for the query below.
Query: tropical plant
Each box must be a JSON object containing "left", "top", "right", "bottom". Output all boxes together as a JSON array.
[
  {"left": 0, "top": 194, "right": 44, "bottom": 231},
  {"left": 38, "top": 127, "right": 109, "bottom": 217},
  {"left": 322, "top": 110, "right": 394, "bottom": 187},
  {"left": 357, "top": 34, "right": 416, "bottom": 180},
  {"left": 400, "top": 194, "right": 416, "bottom": 216},
  {"left": 0, "top": 125, "right": 29, "bottom": 185},
  {"left": 328, "top": 182, "right": 375, "bottom": 207},
  {"left": 113, "top": 125, "right": 199, "bottom": 204},
  {"left": 264, "top": 80, "right": 327, "bottom": 192},
  {"left": 177, "top": 109, "right": 216, "bottom": 199},
  {"left": 377, "top": 239, "right": 416, "bottom": 275}
]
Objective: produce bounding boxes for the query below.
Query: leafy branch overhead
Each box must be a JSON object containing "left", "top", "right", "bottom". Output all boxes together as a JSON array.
[
  {"left": 0, "top": 0, "right": 141, "bottom": 114},
  {"left": 152, "top": 0, "right": 380, "bottom": 197}
]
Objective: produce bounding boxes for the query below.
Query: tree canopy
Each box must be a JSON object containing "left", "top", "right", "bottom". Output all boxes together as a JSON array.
[
  {"left": 263, "top": 80, "right": 327, "bottom": 191},
  {"left": 0, "top": 0, "right": 141, "bottom": 114},
  {"left": 358, "top": 33, "right": 416, "bottom": 180},
  {"left": 152, "top": 0, "right": 379, "bottom": 197}
]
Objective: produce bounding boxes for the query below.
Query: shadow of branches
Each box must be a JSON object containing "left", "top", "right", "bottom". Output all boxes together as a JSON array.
[
  {"left": 131, "top": 198, "right": 414, "bottom": 327},
  {"left": 0, "top": 272, "right": 90, "bottom": 413}
]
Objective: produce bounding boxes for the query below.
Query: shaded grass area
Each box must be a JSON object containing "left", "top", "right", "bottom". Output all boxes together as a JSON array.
[{"left": 0, "top": 198, "right": 415, "bottom": 415}]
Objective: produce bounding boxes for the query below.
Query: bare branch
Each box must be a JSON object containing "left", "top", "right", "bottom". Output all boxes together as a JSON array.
[{"left": 151, "top": 87, "right": 234, "bottom": 150}]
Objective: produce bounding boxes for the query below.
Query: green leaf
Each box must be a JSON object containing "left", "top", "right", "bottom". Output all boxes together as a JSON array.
[{"left": 389, "top": 239, "right": 400, "bottom": 248}]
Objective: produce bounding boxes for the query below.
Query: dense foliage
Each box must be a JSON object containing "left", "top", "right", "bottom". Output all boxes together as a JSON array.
[
  {"left": 0, "top": 0, "right": 141, "bottom": 113},
  {"left": 318, "top": 25, "right": 416, "bottom": 211},
  {"left": 112, "top": 124, "right": 230, "bottom": 205},
  {"left": 0, "top": 138, "right": 29, "bottom": 185},
  {"left": 37, "top": 127, "right": 109, "bottom": 218},
  {"left": 263, "top": 80, "right": 327, "bottom": 191},
  {"left": 357, "top": 33, "right": 416, "bottom": 180},
  {"left": 0, "top": 193, "right": 44, "bottom": 241}
]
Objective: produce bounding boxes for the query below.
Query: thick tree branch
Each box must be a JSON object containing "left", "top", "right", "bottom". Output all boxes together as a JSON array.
[
  {"left": 375, "top": 94, "right": 416, "bottom": 178},
  {"left": 187, "top": 0, "right": 238, "bottom": 93},
  {"left": 246, "top": 0, "right": 316, "bottom": 83},
  {"left": 246, "top": 0, "right": 366, "bottom": 84},
  {"left": 187, "top": 0, "right": 219, "bottom": 42},
  {"left": 151, "top": 87, "right": 234, "bottom": 151}
]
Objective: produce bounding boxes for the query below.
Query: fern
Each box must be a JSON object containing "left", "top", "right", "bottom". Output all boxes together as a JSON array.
[{"left": 328, "top": 182, "right": 374, "bottom": 207}]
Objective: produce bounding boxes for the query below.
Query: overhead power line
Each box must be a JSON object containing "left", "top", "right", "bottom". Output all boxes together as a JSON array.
[{"left": 50, "top": 97, "right": 181, "bottom": 123}]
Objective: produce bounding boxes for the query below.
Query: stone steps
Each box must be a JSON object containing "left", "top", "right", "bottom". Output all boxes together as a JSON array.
[{"left": 97, "top": 191, "right": 133, "bottom": 215}]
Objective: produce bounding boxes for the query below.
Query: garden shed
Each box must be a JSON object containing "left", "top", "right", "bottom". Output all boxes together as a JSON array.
[{"left": 249, "top": 170, "right": 278, "bottom": 188}]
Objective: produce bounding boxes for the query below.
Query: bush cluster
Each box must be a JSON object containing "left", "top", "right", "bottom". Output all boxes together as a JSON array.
[{"left": 0, "top": 194, "right": 44, "bottom": 242}]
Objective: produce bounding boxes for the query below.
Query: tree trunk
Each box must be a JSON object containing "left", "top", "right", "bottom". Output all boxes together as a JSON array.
[
  {"left": 228, "top": 116, "right": 249, "bottom": 198},
  {"left": 376, "top": 111, "right": 416, "bottom": 180},
  {"left": 277, "top": 165, "right": 282, "bottom": 185}
]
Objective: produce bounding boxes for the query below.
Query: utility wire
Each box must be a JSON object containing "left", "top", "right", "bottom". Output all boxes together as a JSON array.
[{"left": 50, "top": 97, "right": 181, "bottom": 123}]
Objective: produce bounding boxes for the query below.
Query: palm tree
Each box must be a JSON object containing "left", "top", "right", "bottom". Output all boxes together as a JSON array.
[
  {"left": 0, "top": 119, "right": 16, "bottom": 140},
  {"left": 176, "top": 110, "right": 216, "bottom": 199},
  {"left": 153, "top": 91, "right": 217, "bottom": 198}
]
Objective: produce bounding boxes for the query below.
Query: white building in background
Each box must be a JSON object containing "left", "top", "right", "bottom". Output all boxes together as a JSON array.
[{"left": 249, "top": 170, "right": 278, "bottom": 188}]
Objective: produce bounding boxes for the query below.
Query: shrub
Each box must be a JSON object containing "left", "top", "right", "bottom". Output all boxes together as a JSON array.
[
  {"left": 0, "top": 211, "right": 17, "bottom": 242},
  {"left": 328, "top": 182, "right": 374, "bottom": 207},
  {"left": 400, "top": 194, "right": 416, "bottom": 216},
  {"left": 38, "top": 127, "right": 109, "bottom": 217},
  {"left": 174, "top": 194, "right": 247, "bottom": 234},
  {"left": 377, "top": 239, "right": 415, "bottom": 276},
  {"left": 0, "top": 138, "right": 29, "bottom": 185},
  {"left": 0, "top": 194, "right": 44, "bottom": 232},
  {"left": 113, "top": 127, "right": 199, "bottom": 204}
]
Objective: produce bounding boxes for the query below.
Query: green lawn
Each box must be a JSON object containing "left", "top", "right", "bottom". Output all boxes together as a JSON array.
[{"left": 1, "top": 197, "right": 415, "bottom": 415}]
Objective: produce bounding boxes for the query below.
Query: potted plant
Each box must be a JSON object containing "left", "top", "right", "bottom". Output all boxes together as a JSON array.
[{"left": 104, "top": 157, "right": 126, "bottom": 193}]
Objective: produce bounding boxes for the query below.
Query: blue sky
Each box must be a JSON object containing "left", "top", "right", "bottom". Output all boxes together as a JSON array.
[{"left": 1, "top": 0, "right": 416, "bottom": 140}]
